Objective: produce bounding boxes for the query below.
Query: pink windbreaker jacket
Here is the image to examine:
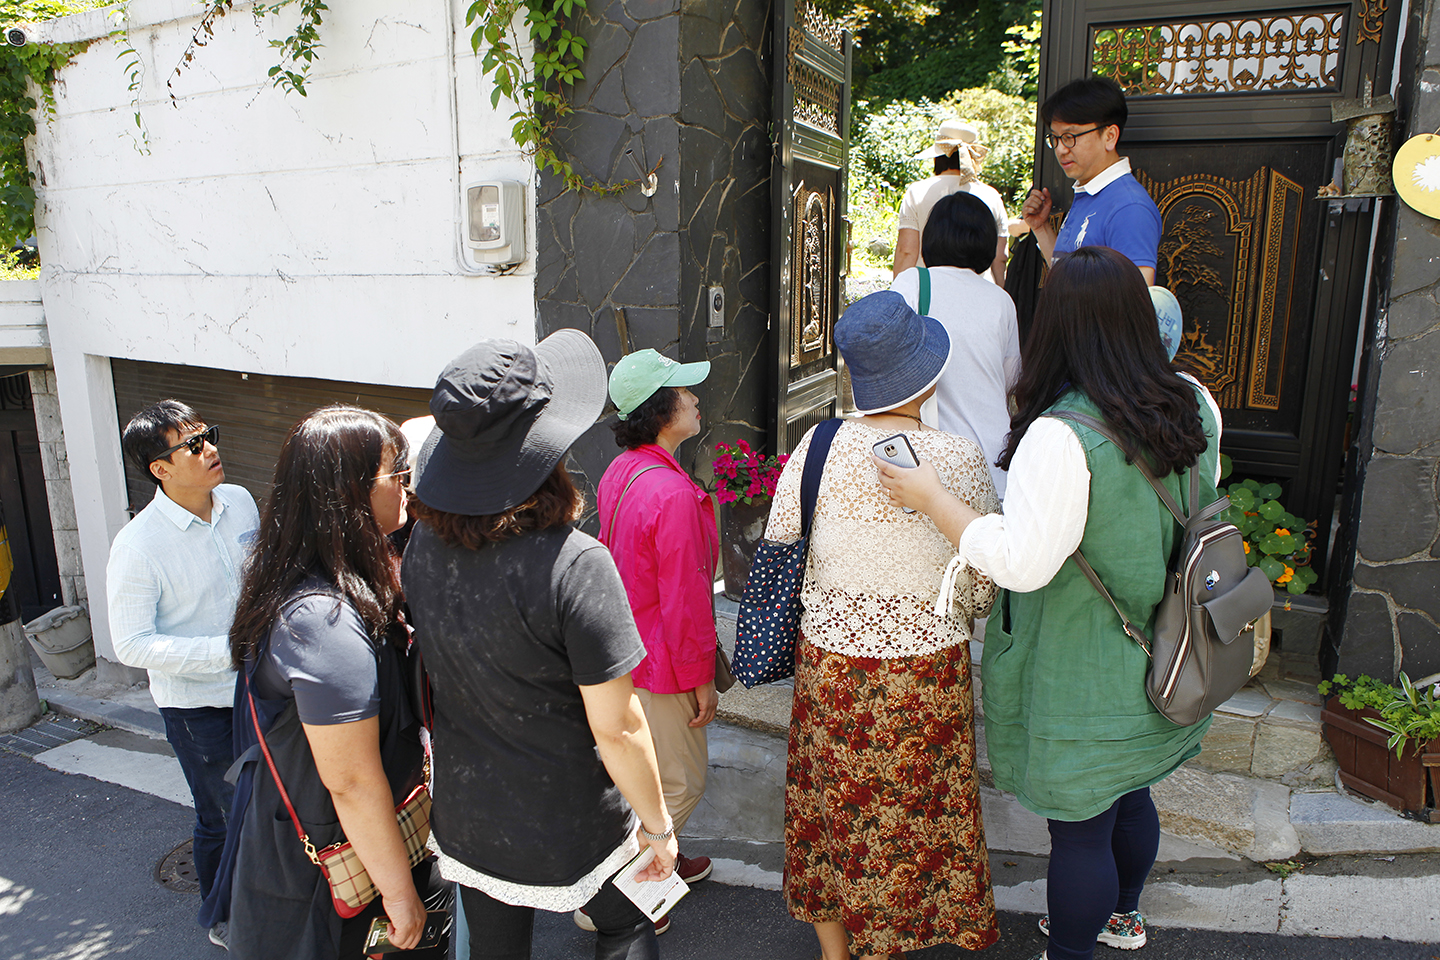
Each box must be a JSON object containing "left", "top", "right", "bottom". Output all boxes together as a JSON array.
[{"left": 596, "top": 444, "right": 719, "bottom": 694}]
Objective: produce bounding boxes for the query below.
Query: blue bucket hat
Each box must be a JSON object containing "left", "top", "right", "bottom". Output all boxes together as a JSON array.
[{"left": 836, "top": 291, "right": 950, "bottom": 415}]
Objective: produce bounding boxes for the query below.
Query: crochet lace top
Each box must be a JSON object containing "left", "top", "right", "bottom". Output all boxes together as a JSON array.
[{"left": 764, "top": 420, "right": 1000, "bottom": 659}]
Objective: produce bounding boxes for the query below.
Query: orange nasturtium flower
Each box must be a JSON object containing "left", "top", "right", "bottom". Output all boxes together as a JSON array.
[
  {"left": 1243, "top": 541, "right": 1250, "bottom": 554},
  {"left": 1277, "top": 566, "right": 1295, "bottom": 584},
  {"left": 1274, "top": 527, "right": 1291, "bottom": 537}
]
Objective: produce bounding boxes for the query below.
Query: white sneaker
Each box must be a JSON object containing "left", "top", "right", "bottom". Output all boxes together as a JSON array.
[
  {"left": 208, "top": 923, "right": 228, "bottom": 951},
  {"left": 1038, "top": 910, "right": 1147, "bottom": 950}
]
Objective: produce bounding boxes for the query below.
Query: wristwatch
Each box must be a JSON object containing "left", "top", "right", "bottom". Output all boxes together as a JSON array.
[{"left": 641, "top": 819, "right": 675, "bottom": 842}]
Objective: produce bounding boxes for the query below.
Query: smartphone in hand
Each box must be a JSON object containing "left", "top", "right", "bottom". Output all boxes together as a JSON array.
[
  {"left": 364, "top": 911, "right": 447, "bottom": 954},
  {"left": 872, "top": 433, "right": 920, "bottom": 513}
]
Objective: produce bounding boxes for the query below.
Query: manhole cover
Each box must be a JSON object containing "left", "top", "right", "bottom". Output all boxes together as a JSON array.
[{"left": 155, "top": 839, "right": 201, "bottom": 894}]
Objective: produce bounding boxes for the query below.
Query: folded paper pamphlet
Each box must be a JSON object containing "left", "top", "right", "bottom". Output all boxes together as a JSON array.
[{"left": 613, "top": 847, "right": 690, "bottom": 921}]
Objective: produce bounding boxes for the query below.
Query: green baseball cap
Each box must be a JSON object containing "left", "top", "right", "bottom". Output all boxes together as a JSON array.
[{"left": 609, "top": 349, "right": 711, "bottom": 419}]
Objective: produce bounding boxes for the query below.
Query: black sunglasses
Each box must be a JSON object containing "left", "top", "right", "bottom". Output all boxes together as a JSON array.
[{"left": 150, "top": 425, "right": 219, "bottom": 463}]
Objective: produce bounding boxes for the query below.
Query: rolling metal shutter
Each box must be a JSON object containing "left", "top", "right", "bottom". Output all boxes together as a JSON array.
[{"left": 111, "top": 360, "right": 431, "bottom": 517}]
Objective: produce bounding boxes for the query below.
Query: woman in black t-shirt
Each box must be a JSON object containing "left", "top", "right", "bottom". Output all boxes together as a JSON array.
[
  {"left": 403, "top": 333, "right": 677, "bottom": 960},
  {"left": 226, "top": 405, "right": 451, "bottom": 960}
]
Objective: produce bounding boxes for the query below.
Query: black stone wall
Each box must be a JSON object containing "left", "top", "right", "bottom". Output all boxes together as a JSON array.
[
  {"left": 1337, "top": 3, "right": 1440, "bottom": 682},
  {"left": 534, "top": 0, "right": 772, "bottom": 526}
]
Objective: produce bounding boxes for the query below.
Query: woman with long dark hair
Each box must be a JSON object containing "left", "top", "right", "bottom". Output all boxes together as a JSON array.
[
  {"left": 402, "top": 333, "right": 675, "bottom": 960},
  {"left": 877, "top": 247, "right": 1223, "bottom": 960},
  {"left": 227, "top": 406, "right": 450, "bottom": 960}
]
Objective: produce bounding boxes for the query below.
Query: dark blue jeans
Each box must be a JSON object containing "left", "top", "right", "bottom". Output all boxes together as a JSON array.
[
  {"left": 160, "top": 706, "right": 235, "bottom": 902},
  {"left": 1045, "top": 788, "right": 1159, "bottom": 960}
]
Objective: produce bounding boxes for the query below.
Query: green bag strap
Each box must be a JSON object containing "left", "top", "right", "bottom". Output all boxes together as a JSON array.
[{"left": 917, "top": 267, "right": 931, "bottom": 315}]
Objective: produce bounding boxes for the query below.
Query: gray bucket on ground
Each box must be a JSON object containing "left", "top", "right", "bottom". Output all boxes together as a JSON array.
[{"left": 24, "top": 605, "right": 95, "bottom": 680}]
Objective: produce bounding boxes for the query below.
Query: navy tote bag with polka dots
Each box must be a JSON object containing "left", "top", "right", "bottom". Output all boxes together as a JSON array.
[{"left": 732, "top": 418, "right": 842, "bottom": 688}]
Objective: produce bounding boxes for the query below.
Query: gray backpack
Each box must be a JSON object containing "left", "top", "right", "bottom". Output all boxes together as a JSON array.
[{"left": 1053, "top": 412, "right": 1273, "bottom": 727}]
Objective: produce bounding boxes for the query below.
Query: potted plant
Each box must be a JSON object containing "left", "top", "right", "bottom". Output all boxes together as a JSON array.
[
  {"left": 1318, "top": 672, "right": 1440, "bottom": 817},
  {"left": 1217, "top": 462, "right": 1319, "bottom": 595},
  {"left": 712, "top": 439, "right": 789, "bottom": 600}
]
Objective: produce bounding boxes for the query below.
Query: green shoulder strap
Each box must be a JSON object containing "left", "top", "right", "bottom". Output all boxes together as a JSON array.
[{"left": 918, "top": 267, "right": 931, "bottom": 315}]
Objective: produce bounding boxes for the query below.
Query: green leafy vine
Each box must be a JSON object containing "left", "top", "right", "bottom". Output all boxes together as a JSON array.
[
  {"left": 170, "top": 0, "right": 328, "bottom": 100},
  {"left": 1, "top": 34, "right": 98, "bottom": 248},
  {"left": 467, "top": 0, "right": 650, "bottom": 195}
]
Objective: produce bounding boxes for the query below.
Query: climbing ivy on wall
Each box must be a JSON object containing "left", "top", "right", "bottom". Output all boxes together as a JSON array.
[
  {"left": 173, "top": 0, "right": 328, "bottom": 98},
  {"left": 0, "top": 29, "right": 97, "bottom": 248},
  {"left": 467, "top": 0, "right": 644, "bottom": 195},
  {"left": 0, "top": 0, "right": 620, "bottom": 252}
]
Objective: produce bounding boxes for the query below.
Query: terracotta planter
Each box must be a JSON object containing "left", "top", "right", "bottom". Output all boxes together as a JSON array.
[
  {"left": 1427, "top": 746, "right": 1440, "bottom": 818},
  {"left": 720, "top": 498, "right": 772, "bottom": 601},
  {"left": 1321, "top": 697, "right": 1433, "bottom": 815}
]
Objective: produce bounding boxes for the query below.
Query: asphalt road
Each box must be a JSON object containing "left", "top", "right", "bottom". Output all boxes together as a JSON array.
[{"left": 1, "top": 748, "right": 1435, "bottom": 960}]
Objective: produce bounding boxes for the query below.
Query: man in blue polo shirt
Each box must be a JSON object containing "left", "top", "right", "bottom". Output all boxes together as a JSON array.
[{"left": 1021, "top": 77, "right": 1161, "bottom": 284}]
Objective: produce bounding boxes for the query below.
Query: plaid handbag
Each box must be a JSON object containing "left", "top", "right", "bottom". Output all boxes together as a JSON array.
[
  {"left": 247, "top": 693, "right": 432, "bottom": 918},
  {"left": 732, "top": 418, "right": 842, "bottom": 687}
]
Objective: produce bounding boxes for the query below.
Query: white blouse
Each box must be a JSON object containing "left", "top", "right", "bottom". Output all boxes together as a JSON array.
[{"left": 958, "top": 377, "right": 1223, "bottom": 593}]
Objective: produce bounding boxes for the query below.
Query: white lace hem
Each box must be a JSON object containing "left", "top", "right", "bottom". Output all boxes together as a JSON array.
[{"left": 435, "top": 829, "right": 641, "bottom": 911}]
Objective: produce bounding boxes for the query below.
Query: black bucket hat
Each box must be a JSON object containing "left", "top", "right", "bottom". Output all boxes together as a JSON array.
[{"left": 413, "top": 329, "right": 607, "bottom": 514}]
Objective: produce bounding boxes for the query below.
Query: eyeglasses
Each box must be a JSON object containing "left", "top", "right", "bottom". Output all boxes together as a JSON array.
[
  {"left": 1044, "top": 125, "right": 1105, "bottom": 150},
  {"left": 150, "top": 425, "right": 219, "bottom": 463},
  {"left": 376, "top": 462, "right": 412, "bottom": 484}
]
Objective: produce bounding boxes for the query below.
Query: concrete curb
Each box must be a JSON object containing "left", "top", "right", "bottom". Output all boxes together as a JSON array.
[{"left": 42, "top": 686, "right": 167, "bottom": 741}]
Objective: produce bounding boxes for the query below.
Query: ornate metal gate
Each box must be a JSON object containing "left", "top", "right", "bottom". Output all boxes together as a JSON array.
[
  {"left": 1039, "top": 0, "right": 1404, "bottom": 578},
  {"left": 770, "top": 1, "right": 851, "bottom": 453}
]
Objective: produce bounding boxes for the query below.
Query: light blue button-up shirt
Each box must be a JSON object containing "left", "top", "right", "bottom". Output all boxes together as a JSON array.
[{"left": 106, "top": 483, "right": 260, "bottom": 709}]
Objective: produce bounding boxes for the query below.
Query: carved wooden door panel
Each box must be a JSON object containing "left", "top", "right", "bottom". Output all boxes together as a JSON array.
[
  {"left": 770, "top": 1, "right": 851, "bottom": 453},
  {"left": 1039, "top": 0, "right": 1404, "bottom": 578}
]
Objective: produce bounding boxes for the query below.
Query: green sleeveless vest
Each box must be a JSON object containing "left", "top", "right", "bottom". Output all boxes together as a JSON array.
[{"left": 980, "top": 387, "right": 1217, "bottom": 821}]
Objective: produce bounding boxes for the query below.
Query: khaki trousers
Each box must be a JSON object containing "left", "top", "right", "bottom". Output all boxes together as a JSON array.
[{"left": 635, "top": 687, "right": 708, "bottom": 834}]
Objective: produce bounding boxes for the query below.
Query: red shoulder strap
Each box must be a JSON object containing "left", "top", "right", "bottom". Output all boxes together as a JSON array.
[{"left": 249, "top": 692, "right": 321, "bottom": 865}]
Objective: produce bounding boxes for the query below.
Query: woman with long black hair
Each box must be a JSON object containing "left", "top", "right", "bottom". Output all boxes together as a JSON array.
[
  {"left": 877, "top": 246, "right": 1223, "bottom": 960},
  {"left": 227, "top": 405, "right": 450, "bottom": 960}
]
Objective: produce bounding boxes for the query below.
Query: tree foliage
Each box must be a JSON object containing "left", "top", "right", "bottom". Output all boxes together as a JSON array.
[
  {"left": 816, "top": 0, "right": 1038, "bottom": 106},
  {"left": 0, "top": 1, "right": 108, "bottom": 250},
  {"left": 851, "top": 87, "right": 1036, "bottom": 209}
]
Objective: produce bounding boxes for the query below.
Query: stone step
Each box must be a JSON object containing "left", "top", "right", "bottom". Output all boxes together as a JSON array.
[{"left": 710, "top": 599, "right": 1440, "bottom": 862}]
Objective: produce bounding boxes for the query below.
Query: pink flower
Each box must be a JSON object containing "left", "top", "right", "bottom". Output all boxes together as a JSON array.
[
  {"left": 736, "top": 439, "right": 751, "bottom": 454},
  {"left": 717, "top": 488, "right": 738, "bottom": 504}
]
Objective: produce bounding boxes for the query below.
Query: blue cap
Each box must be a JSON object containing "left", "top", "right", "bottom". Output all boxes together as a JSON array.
[{"left": 1150, "top": 286, "right": 1183, "bottom": 361}]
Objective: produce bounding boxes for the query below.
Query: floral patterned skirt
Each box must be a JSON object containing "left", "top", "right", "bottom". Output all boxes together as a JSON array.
[{"left": 784, "top": 635, "right": 999, "bottom": 956}]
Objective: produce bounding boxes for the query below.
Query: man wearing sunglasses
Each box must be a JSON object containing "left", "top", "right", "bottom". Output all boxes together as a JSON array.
[
  {"left": 1020, "top": 77, "right": 1161, "bottom": 285},
  {"left": 105, "top": 399, "right": 259, "bottom": 951}
]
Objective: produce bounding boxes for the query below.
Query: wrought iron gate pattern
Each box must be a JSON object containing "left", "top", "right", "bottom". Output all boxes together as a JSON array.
[
  {"left": 772, "top": 0, "right": 849, "bottom": 453},
  {"left": 1092, "top": 10, "right": 1347, "bottom": 96}
]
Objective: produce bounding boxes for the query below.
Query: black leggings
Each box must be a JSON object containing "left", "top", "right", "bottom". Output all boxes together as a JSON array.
[
  {"left": 458, "top": 873, "right": 657, "bottom": 960},
  {"left": 1045, "top": 788, "right": 1159, "bottom": 960}
]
